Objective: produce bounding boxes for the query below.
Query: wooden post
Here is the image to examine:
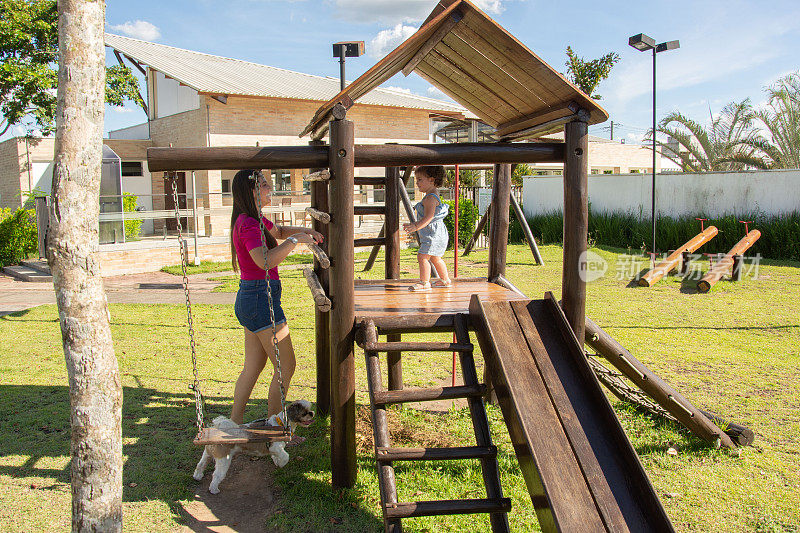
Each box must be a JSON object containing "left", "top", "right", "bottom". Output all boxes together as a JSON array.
[
  {"left": 680, "top": 251, "right": 691, "bottom": 276},
  {"left": 310, "top": 141, "right": 331, "bottom": 417},
  {"left": 385, "top": 166, "right": 403, "bottom": 391},
  {"left": 731, "top": 254, "right": 743, "bottom": 281},
  {"left": 562, "top": 118, "right": 589, "bottom": 344},
  {"left": 364, "top": 166, "right": 412, "bottom": 272},
  {"left": 509, "top": 190, "right": 543, "bottom": 265},
  {"left": 385, "top": 166, "right": 401, "bottom": 279},
  {"left": 464, "top": 203, "right": 491, "bottom": 256},
  {"left": 487, "top": 164, "right": 511, "bottom": 280},
  {"left": 328, "top": 110, "right": 356, "bottom": 489}
]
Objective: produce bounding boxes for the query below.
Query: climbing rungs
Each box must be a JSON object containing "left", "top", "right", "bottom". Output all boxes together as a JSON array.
[
  {"left": 384, "top": 498, "right": 511, "bottom": 519},
  {"left": 308, "top": 243, "right": 330, "bottom": 269},
  {"left": 305, "top": 207, "right": 331, "bottom": 224},
  {"left": 365, "top": 341, "right": 473, "bottom": 352},
  {"left": 373, "top": 384, "right": 486, "bottom": 405},
  {"left": 376, "top": 445, "right": 497, "bottom": 462},
  {"left": 304, "top": 169, "right": 330, "bottom": 181}
]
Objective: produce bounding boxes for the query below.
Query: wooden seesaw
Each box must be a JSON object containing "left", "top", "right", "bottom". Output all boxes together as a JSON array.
[
  {"left": 697, "top": 229, "right": 761, "bottom": 293},
  {"left": 638, "top": 225, "right": 718, "bottom": 287}
]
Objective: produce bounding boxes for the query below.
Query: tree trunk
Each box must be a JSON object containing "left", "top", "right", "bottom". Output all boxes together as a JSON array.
[{"left": 50, "top": 1, "right": 123, "bottom": 531}]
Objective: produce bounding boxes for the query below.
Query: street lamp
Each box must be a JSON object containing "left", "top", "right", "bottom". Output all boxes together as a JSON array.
[
  {"left": 628, "top": 33, "right": 679, "bottom": 257},
  {"left": 332, "top": 41, "right": 365, "bottom": 91}
]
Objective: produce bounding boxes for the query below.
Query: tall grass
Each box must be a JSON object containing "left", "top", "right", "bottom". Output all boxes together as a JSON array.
[{"left": 510, "top": 209, "right": 800, "bottom": 260}]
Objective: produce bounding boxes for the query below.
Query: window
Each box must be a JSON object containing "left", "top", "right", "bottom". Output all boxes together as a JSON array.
[
  {"left": 121, "top": 161, "right": 143, "bottom": 177},
  {"left": 221, "top": 179, "right": 231, "bottom": 193},
  {"left": 271, "top": 170, "right": 291, "bottom": 191}
]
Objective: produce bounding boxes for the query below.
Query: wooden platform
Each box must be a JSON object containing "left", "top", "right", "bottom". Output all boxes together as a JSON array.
[{"left": 355, "top": 278, "right": 526, "bottom": 332}]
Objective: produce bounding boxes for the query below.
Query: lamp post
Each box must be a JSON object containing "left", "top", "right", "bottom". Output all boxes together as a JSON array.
[
  {"left": 332, "top": 41, "right": 365, "bottom": 91},
  {"left": 628, "top": 33, "right": 679, "bottom": 257}
]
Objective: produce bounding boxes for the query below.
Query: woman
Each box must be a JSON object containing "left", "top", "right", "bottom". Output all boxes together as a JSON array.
[{"left": 229, "top": 169, "right": 322, "bottom": 426}]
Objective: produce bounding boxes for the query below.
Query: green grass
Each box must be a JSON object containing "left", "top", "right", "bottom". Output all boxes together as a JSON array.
[{"left": 1, "top": 245, "right": 799, "bottom": 531}]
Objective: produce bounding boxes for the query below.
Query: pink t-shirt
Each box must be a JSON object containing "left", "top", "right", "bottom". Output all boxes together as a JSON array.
[{"left": 233, "top": 214, "right": 280, "bottom": 281}]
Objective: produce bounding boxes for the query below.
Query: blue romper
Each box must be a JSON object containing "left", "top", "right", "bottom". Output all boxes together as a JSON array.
[{"left": 414, "top": 192, "right": 449, "bottom": 257}]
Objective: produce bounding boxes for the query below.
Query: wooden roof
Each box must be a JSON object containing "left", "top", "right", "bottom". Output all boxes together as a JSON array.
[{"left": 300, "top": 0, "right": 608, "bottom": 141}]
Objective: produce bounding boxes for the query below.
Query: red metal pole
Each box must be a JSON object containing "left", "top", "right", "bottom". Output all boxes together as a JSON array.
[
  {"left": 452, "top": 164, "right": 460, "bottom": 386},
  {"left": 454, "top": 163, "right": 459, "bottom": 277}
]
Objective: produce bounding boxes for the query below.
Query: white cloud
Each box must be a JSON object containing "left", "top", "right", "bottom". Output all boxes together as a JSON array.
[
  {"left": 332, "top": 0, "right": 434, "bottom": 24},
  {"left": 472, "top": 0, "right": 504, "bottom": 14},
  {"left": 110, "top": 106, "right": 135, "bottom": 114},
  {"left": 426, "top": 86, "right": 457, "bottom": 104},
  {"left": 331, "top": 0, "right": 506, "bottom": 24},
  {"left": 626, "top": 132, "right": 643, "bottom": 144},
  {"left": 382, "top": 86, "right": 414, "bottom": 94},
  {"left": 108, "top": 20, "right": 161, "bottom": 41},
  {"left": 369, "top": 23, "right": 418, "bottom": 58},
  {"left": 604, "top": 2, "right": 800, "bottom": 110}
]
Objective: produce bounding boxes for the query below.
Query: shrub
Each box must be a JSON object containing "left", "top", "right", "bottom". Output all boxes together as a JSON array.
[
  {"left": 0, "top": 208, "right": 38, "bottom": 267},
  {"left": 123, "top": 192, "right": 143, "bottom": 240},
  {"left": 516, "top": 209, "right": 800, "bottom": 261},
  {"left": 442, "top": 197, "right": 479, "bottom": 249}
]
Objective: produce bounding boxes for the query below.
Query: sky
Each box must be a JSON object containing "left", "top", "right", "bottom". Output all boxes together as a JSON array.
[{"left": 7, "top": 0, "right": 800, "bottom": 144}]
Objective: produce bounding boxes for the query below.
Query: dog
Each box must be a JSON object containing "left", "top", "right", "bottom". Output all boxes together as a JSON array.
[{"left": 192, "top": 400, "right": 314, "bottom": 494}]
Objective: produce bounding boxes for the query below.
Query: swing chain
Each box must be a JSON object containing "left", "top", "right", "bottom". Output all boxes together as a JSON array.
[
  {"left": 171, "top": 174, "right": 205, "bottom": 433},
  {"left": 254, "top": 171, "right": 289, "bottom": 432}
]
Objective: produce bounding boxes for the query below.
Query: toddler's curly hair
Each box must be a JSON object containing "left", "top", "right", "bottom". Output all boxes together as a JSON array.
[{"left": 416, "top": 165, "right": 446, "bottom": 187}]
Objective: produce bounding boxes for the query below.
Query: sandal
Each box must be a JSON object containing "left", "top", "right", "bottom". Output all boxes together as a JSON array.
[
  {"left": 408, "top": 282, "right": 431, "bottom": 292},
  {"left": 432, "top": 278, "right": 452, "bottom": 287}
]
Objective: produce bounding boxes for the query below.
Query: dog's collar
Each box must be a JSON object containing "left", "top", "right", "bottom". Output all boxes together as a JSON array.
[{"left": 274, "top": 414, "right": 285, "bottom": 427}]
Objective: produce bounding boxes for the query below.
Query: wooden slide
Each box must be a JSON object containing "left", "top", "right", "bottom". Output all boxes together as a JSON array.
[{"left": 470, "top": 293, "right": 674, "bottom": 533}]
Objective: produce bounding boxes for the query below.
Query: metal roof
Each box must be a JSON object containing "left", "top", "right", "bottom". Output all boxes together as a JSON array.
[
  {"left": 301, "top": 0, "right": 608, "bottom": 140},
  {"left": 104, "top": 33, "right": 472, "bottom": 116}
]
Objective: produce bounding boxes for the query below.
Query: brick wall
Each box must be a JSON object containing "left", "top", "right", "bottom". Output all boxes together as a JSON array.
[
  {"left": 147, "top": 106, "right": 208, "bottom": 232},
  {"left": 97, "top": 240, "right": 231, "bottom": 276},
  {"left": 587, "top": 141, "right": 661, "bottom": 173},
  {"left": 206, "top": 96, "right": 430, "bottom": 140},
  {"left": 2, "top": 137, "right": 155, "bottom": 209}
]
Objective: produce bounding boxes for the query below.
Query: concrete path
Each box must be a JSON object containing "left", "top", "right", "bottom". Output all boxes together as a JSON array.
[{"left": 0, "top": 269, "right": 237, "bottom": 316}]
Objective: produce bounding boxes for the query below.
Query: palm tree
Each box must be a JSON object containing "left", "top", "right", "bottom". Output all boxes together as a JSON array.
[
  {"left": 649, "top": 99, "right": 762, "bottom": 172},
  {"left": 740, "top": 73, "right": 800, "bottom": 169}
]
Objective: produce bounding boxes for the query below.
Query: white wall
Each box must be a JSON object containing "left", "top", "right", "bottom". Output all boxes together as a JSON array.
[
  {"left": 31, "top": 162, "right": 54, "bottom": 196},
  {"left": 108, "top": 122, "right": 150, "bottom": 140},
  {"left": 523, "top": 169, "right": 800, "bottom": 218},
  {"left": 154, "top": 72, "right": 199, "bottom": 118}
]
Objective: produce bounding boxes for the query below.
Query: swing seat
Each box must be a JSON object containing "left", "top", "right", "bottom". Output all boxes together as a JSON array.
[{"left": 193, "top": 423, "right": 292, "bottom": 446}]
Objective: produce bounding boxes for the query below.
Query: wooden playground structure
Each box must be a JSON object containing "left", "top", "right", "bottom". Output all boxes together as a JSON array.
[{"left": 148, "top": 1, "right": 751, "bottom": 530}]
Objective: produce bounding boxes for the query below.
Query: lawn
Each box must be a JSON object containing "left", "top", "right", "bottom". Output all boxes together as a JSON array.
[{"left": 1, "top": 244, "right": 798, "bottom": 532}]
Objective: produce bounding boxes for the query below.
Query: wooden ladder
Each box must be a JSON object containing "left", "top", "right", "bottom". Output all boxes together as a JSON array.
[{"left": 361, "top": 315, "right": 511, "bottom": 533}]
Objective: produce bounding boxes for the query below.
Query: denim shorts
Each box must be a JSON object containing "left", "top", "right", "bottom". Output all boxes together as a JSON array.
[{"left": 234, "top": 279, "right": 287, "bottom": 333}]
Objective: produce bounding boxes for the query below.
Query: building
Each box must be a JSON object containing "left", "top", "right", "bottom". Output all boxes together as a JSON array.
[
  {"left": 1, "top": 33, "right": 669, "bottom": 263},
  {"left": 1, "top": 33, "right": 474, "bottom": 239}
]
